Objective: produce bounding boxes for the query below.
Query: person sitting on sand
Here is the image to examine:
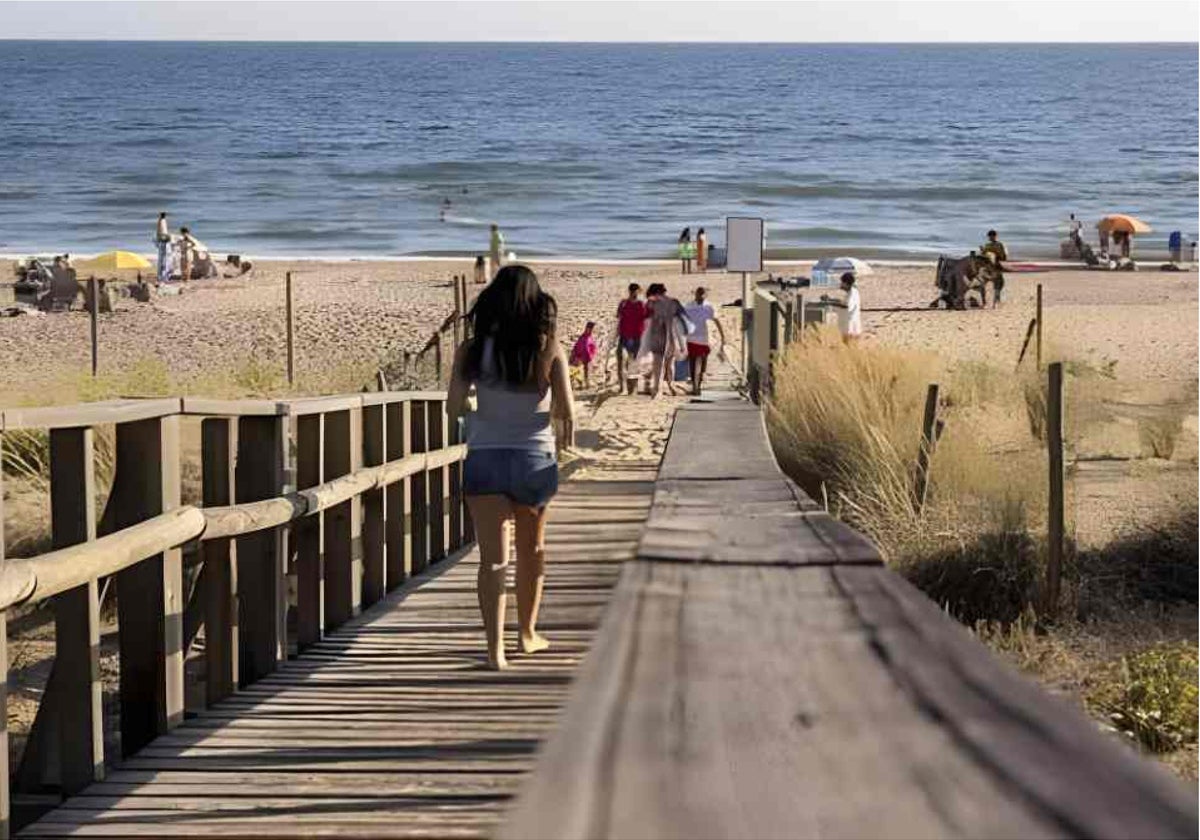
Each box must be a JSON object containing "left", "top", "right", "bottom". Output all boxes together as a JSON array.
[
  {"left": 683, "top": 286, "right": 726, "bottom": 396},
  {"left": 822, "top": 272, "right": 863, "bottom": 344},
  {"left": 447, "top": 265, "right": 574, "bottom": 670},
  {"left": 570, "top": 321, "right": 598, "bottom": 389},
  {"left": 615, "top": 283, "right": 647, "bottom": 393}
]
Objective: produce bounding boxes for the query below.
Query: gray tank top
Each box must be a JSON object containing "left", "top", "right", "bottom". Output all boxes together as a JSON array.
[{"left": 465, "top": 338, "right": 555, "bottom": 453}]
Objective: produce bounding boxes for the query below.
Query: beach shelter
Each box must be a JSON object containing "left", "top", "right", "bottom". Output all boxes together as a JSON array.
[
  {"left": 813, "top": 256, "right": 874, "bottom": 275},
  {"left": 75, "top": 250, "right": 153, "bottom": 271},
  {"left": 1096, "top": 214, "right": 1152, "bottom": 235}
]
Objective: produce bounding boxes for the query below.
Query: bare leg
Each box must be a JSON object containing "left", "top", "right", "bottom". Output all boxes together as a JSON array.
[
  {"left": 513, "top": 504, "right": 550, "bottom": 654},
  {"left": 690, "top": 355, "right": 699, "bottom": 394},
  {"left": 650, "top": 351, "right": 664, "bottom": 397},
  {"left": 616, "top": 344, "right": 625, "bottom": 388},
  {"left": 466, "top": 494, "right": 512, "bottom": 670},
  {"left": 697, "top": 354, "right": 707, "bottom": 394}
]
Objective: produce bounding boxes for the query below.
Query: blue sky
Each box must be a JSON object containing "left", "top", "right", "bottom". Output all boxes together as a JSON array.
[{"left": 0, "top": 0, "right": 1196, "bottom": 42}]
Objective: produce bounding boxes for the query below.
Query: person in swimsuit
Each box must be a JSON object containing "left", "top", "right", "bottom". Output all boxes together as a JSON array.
[{"left": 448, "top": 265, "right": 575, "bottom": 670}]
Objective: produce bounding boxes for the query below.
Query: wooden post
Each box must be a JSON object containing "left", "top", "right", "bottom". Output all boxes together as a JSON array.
[
  {"left": 796, "top": 294, "right": 807, "bottom": 342},
  {"left": 409, "top": 400, "right": 429, "bottom": 574},
  {"left": 384, "top": 401, "right": 413, "bottom": 588},
  {"left": 201, "top": 418, "right": 238, "bottom": 704},
  {"left": 114, "top": 415, "right": 184, "bottom": 756},
  {"left": 452, "top": 276, "right": 463, "bottom": 349},
  {"left": 434, "top": 333, "right": 444, "bottom": 387},
  {"left": 88, "top": 276, "right": 98, "bottom": 377},
  {"left": 740, "top": 271, "right": 751, "bottom": 375},
  {"left": 767, "top": 299, "right": 781, "bottom": 397},
  {"left": 914, "top": 384, "right": 940, "bottom": 513},
  {"left": 1035, "top": 283, "right": 1043, "bottom": 371},
  {"left": 361, "top": 404, "right": 386, "bottom": 609},
  {"left": 322, "top": 408, "right": 362, "bottom": 629},
  {"left": 784, "top": 300, "right": 795, "bottom": 346},
  {"left": 1046, "top": 362, "right": 1065, "bottom": 617},
  {"left": 448, "top": 406, "right": 463, "bottom": 552},
  {"left": 1015, "top": 317, "right": 1038, "bottom": 370},
  {"left": 235, "top": 415, "right": 286, "bottom": 684},
  {"left": 427, "top": 400, "right": 449, "bottom": 562},
  {"left": 286, "top": 271, "right": 295, "bottom": 387},
  {"left": 49, "top": 427, "right": 104, "bottom": 793},
  {"left": 294, "top": 414, "right": 324, "bottom": 649}
]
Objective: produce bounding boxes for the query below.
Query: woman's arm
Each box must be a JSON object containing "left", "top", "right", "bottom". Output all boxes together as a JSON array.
[
  {"left": 446, "top": 342, "right": 472, "bottom": 421},
  {"left": 549, "top": 344, "right": 576, "bottom": 450}
]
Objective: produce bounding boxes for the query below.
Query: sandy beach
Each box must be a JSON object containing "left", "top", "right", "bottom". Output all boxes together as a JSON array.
[{"left": 1, "top": 259, "right": 1196, "bottom": 405}]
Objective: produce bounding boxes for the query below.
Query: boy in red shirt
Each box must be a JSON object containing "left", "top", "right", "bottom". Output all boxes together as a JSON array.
[{"left": 616, "top": 283, "right": 648, "bottom": 394}]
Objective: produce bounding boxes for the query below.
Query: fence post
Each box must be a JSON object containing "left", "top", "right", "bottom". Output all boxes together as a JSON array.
[
  {"left": 1036, "top": 283, "right": 1043, "bottom": 371},
  {"left": 235, "top": 415, "right": 286, "bottom": 683},
  {"left": 201, "top": 417, "right": 238, "bottom": 704},
  {"left": 409, "top": 400, "right": 430, "bottom": 575},
  {"left": 434, "top": 333, "right": 444, "bottom": 387},
  {"left": 914, "top": 384, "right": 940, "bottom": 513},
  {"left": 88, "top": 276, "right": 98, "bottom": 377},
  {"left": 362, "top": 402, "right": 386, "bottom": 609},
  {"left": 286, "top": 271, "right": 295, "bottom": 387},
  {"left": 49, "top": 427, "right": 103, "bottom": 793},
  {"left": 322, "top": 407, "right": 362, "bottom": 629},
  {"left": 294, "top": 413, "right": 324, "bottom": 650},
  {"left": 113, "top": 414, "right": 184, "bottom": 756},
  {"left": 384, "top": 401, "right": 412, "bottom": 589},
  {"left": 1046, "top": 362, "right": 1065, "bottom": 617},
  {"left": 784, "top": 300, "right": 795, "bottom": 346}
]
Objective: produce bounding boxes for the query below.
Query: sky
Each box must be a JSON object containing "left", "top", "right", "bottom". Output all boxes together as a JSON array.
[{"left": 0, "top": 0, "right": 1197, "bottom": 42}]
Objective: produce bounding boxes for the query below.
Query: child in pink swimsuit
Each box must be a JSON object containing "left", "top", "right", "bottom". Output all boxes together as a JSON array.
[{"left": 569, "top": 322, "right": 598, "bottom": 389}]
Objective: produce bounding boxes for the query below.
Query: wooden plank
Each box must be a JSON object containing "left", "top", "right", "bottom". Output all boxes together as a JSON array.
[
  {"left": 322, "top": 408, "right": 361, "bottom": 629},
  {"left": 200, "top": 418, "right": 238, "bottom": 705},
  {"left": 49, "top": 427, "right": 104, "bottom": 794},
  {"left": 384, "top": 402, "right": 412, "bottom": 589},
  {"left": 362, "top": 404, "right": 386, "bottom": 609},
  {"left": 427, "top": 400, "right": 448, "bottom": 563},
  {"left": 409, "top": 401, "right": 429, "bottom": 575},
  {"left": 294, "top": 413, "right": 323, "bottom": 650},
  {"left": 657, "top": 404, "right": 780, "bottom": 481},
  {"left": 1, "top": 399, "right": 181, "bottom": 431},
  {"left": 235, "top": 416, "right": 285, "bottom": 684}
]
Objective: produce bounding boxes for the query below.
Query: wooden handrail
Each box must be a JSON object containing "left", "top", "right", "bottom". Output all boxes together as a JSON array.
[{"left": 0, "top": 444, "right": 468, "bottom": 611}]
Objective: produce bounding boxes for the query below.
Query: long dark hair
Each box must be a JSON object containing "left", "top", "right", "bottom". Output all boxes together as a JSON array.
[{"left": 464, "top": 264, "right": 557, "bottom": 387}]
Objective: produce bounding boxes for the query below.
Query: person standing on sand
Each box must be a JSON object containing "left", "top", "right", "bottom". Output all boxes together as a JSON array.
[
  {"left": 447, "top": 265, "right": 574, "bottom": 670},
  {"left": 696, "top": 228, "right": 708, "bottom": 272},
  {"left": 179, "top": 226, "right": 197, "bottom": 282},
  {"left": 643, "top": 282, "right": 689, "bottom": 397},
  {"left": 490, "top": 224, "right": 505, "bottom": 271},
  {"left": 615, "top": 283, "right": 647, "bottom": 394},
  {"left": 570, "top": 321, "right": 598, "bottom": 389},
  {"left": 155, "top": 212, "right": 171, "bottom": 283},
  {"left": 823, "top": 272, "right": 862, "bottom": 344},
  {"left": 683, "top": 286, "right": 726, "bottom": 396},
  {"left": 677, "top": 228, "right": 694, "bottom": 274}
]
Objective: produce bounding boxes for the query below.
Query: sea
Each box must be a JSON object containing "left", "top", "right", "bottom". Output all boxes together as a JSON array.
[{"left": 0, "top": 41, "right": 1196, "bottom": 260}]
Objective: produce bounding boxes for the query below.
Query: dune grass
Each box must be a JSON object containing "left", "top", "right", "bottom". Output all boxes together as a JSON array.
[{"left": 766, "top": 325, "right": 1197, "bottom": 772}]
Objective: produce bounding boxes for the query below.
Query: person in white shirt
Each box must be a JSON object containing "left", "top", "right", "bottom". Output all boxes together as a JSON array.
[
  {"left": 824, "top": 272, "right": 862, "bottom": 344},
  {"left": 682, "top": 286, "right": 727, "bottom": 395}
]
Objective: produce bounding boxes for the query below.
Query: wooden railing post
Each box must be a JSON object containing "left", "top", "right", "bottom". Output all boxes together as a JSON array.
[
  {"left": 384, "top": 401, "right": 412, "bottom": 589},
  {"left": 914, "top": 384, "right": 940, "bottom": 513},
  {"left": 1036, "top": 283, "right": 1043, "bottom": 371},
  {"left": 113, "top": 414, "right": 184, "bottom": 756},
  {"left": 409, "top": 400, "right": 429, "bottom": 574},
  {"left": 49, "top": 427, "right": 103, "bottom": 793},
  {"left": 286, "top": 271, "right": 295, "bottom": 387},
  {"left": 200, "top": 418, "right": 238, "bottom": 703},
  {"left": 294, "top": 413, "right": 324, "bottom": 650},
  {"left": 428, "top": 400, "right": 449, "bottom": 562},
  {"left": 1046, "top": 362, "right": 1065, "bottom": 617},
  {"left": 361, "top": 402, "right": 386, "bottom": 609},
  {"left": 322, "top": 407, "right": 362, "bottom": 629},
  {"left": 235, "top": 415, "right": 286, "bottom": 684},
  {"left": 448, "top": 409, "right": 463, "bottom": 552}
]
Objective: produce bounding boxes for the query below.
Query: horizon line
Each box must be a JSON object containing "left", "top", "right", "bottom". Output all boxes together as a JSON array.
[{"left": 0, "top": 38, "right": 1196, "bottom": 45}]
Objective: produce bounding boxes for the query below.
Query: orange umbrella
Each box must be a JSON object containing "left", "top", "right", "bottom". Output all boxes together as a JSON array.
[{"left": 1096, "top": 214, "right": 1152, "bottom": 235}]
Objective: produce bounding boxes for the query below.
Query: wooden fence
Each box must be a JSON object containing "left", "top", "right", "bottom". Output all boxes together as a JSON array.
[{"left": 0, "top": 390, "right": 471, "bottom": 835}]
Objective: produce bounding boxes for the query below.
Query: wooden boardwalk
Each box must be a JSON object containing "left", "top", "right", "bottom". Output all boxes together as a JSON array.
[{"left": 20, "top": 476, "right": 655, "bottom": 838}]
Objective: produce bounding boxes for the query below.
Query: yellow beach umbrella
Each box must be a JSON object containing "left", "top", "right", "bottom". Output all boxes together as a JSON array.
[
  {"left": 75, "top": 250, "right": 153, "bottom": 271},
  {"left": 1096, "top": 214, "right": 1152, "bottom": 235}
]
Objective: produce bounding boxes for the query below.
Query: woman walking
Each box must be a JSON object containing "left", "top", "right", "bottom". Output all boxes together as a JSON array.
[
  {"left": 642, "top": 282, "right": 689, "bottom": 397},
  {"left": 677, "top": 228, "right": 694, "bottom": 274},
  {"left": 448, "top": 265, "right": 574, "bottom": 670},
  {"left": 695, "top": 227, "right": 707, "bottom": 272}
]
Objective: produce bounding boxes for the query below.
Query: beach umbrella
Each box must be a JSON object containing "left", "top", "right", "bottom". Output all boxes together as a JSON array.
[
  {"left": 75, "top": 250, "right": 153, "bottom": 271},
  {"left": 1096, "top": 214, "right": 1152, "bottom": 235},
  {"left": 813, "top": 256, "right": 874, "bottom": 275}
]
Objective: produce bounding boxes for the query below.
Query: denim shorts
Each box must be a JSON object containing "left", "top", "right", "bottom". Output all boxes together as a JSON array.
[
  {"left": 463, "top": 448, "right": 559, "bottom": 508},
  {"left": 619, "top": 336, "right": 639, "bottom": 354}
]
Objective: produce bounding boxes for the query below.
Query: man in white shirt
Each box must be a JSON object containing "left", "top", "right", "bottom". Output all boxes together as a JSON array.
[
  {"left": 824, "top": 272, "right": 862, "bottom": 344},
  {"left": 683, "top": 286, "right": 727, "bottom": 395}
]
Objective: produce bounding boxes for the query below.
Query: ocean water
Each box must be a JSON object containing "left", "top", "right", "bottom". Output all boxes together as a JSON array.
[{"left": 0, "top": 41, "right": 1195, "bottom": 259}]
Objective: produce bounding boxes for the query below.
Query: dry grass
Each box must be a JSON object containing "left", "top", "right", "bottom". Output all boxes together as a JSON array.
[{"left": 767, "top": 326, "right": 1198, "bottom": 777}]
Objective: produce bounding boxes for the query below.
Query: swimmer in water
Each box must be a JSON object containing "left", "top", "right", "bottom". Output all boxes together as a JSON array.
[{"left": 440, "top": 196, "right": 451, "bottom": 222}]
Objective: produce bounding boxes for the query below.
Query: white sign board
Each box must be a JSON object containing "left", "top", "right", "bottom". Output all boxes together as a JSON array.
[{"left": 726, "top": 216, "right": 764, "bottom": 273}]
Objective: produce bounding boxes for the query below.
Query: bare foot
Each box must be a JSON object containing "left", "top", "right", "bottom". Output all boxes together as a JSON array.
[
  {"left": 519, "top": 633, "right": 551, "bottom": 654},
  {"left": 486, "top": 652, "right": 509, "bottom": 670}
]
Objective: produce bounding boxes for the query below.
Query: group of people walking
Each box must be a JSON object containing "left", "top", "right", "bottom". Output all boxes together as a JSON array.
[{"left": 614, "top": 281, "right": 725, "bottom": 397}]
